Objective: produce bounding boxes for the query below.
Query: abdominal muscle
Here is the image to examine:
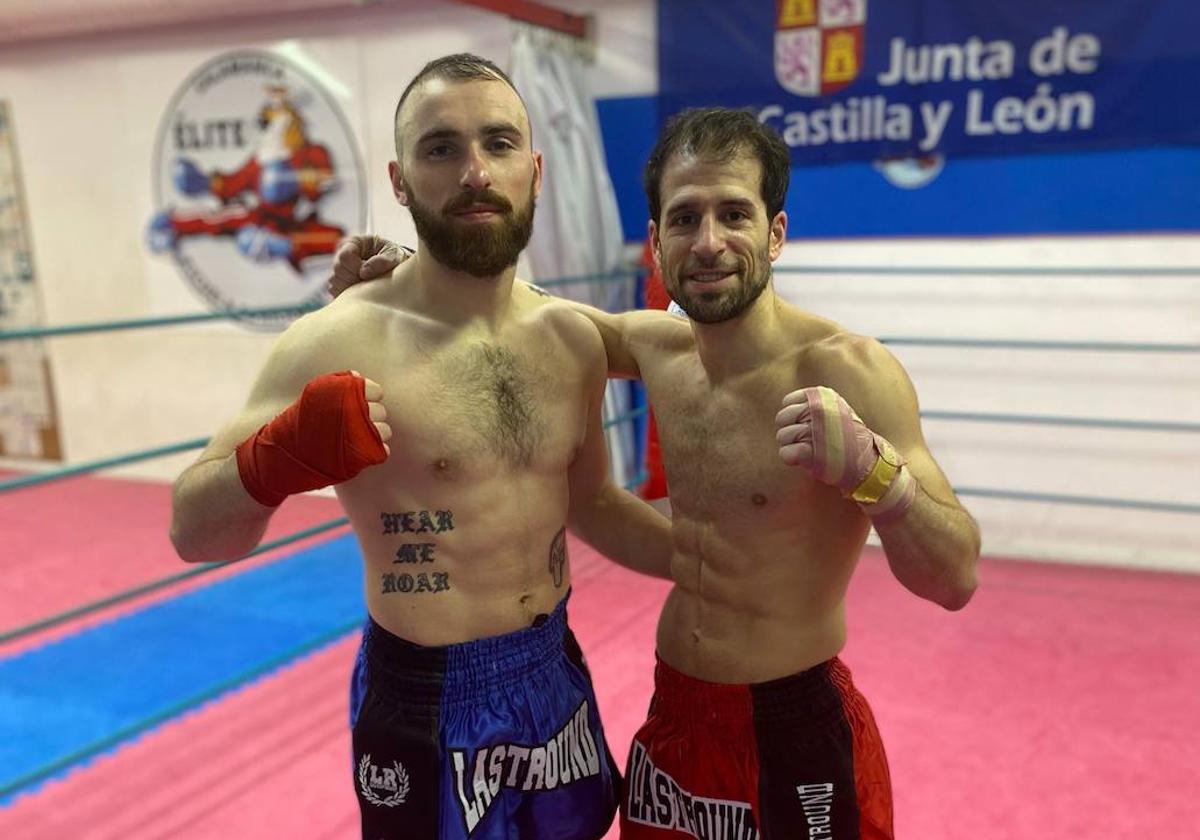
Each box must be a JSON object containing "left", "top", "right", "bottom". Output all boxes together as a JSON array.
[{"left": 656, "top": 510, "right": 870, "bottom": 684}]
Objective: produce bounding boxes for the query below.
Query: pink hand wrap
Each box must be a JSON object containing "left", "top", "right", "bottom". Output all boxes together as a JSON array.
[{"left": 779, "top": 386, "right": 917, "bottom": 523}]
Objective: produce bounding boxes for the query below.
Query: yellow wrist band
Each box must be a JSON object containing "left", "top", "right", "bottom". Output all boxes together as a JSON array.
[{"left": 849, "top": 438, "right": 904, "bottom": 505}]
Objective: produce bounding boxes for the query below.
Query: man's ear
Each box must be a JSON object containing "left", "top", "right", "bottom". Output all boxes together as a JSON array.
[
  {"left": 768, "top": 211, "right": 787, "bottom": 261},
  {"left": 531, "top": 149, "right": 544, "bottom": 200},
  {"left": 388, "top": 160, "right": 409, "bottom": 206},
  {"left": 647, "top": 220, "right": 663, "bottom": 270}
]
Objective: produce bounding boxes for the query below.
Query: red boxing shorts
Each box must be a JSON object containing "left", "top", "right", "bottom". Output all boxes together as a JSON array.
[{"left": 621, "top": 656, "right": 893, "bottom": 840}]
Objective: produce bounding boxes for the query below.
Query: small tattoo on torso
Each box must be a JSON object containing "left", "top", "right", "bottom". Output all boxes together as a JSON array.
[{"left": 549, "top": 527, "right": 567, "bottom": 587}]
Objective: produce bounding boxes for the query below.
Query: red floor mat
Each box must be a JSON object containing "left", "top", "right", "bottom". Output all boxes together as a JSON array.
[{"left": 3, "top": 478, "right": 1198, "bottom": 839}]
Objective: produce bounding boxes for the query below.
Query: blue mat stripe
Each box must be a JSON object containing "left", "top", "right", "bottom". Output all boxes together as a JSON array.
[{"left": 0, "top": 534, "right": 365, "bottom": 800}]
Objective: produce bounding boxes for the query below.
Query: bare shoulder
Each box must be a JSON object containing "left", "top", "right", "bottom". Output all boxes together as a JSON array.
[
  {"left": 323, "top": 271, "right": 446, "bottom": 338},
  {"left": 280, "top": 296, "right": 380, "bottom": 354},
  {"left": 623, "top": 307, "right": 691, "bottom": 345},
  {"left": 531, "top": 296, "right": 606, "bottom": 359},
  {"left": 784, "top": 301, "right": 883, "bottom": 371},
  {"left": 807, "top": 328, "right": 894, "bottom": 371},
  {"left": 802, "top": 322, "right": 917, "bottom": 426},
  {"left": 261, "top": 295, "right": 404, "bottom": 391}
]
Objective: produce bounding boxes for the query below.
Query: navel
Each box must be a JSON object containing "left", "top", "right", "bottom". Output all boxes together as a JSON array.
[{"left": 751, "top": 493, "right": 768, "bottom": 507}]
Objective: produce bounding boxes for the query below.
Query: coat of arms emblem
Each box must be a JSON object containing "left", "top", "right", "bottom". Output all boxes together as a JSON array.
[{"left": 775, "top": 0, "right": 867, "bottom": 97}]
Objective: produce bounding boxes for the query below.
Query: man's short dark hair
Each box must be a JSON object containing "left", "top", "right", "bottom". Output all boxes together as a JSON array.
[
  {"left": 643, "top": 107, "right": 791, "bottom": 225},
  {"left": 393, "top": 53, "right": 524, "bottom": 158}
]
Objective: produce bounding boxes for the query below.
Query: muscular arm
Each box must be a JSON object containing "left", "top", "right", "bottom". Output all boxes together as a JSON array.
[
  {"left": 564, "top": 317, "right": 674, "bottom": 579},
  {"left": 834, "top": 340, "right": 980, "bottom": 610},
  {"left": 170, "top": 314, "right": 371, "bottom": 563},
  {"left": 171, "top": 454, "right": 274, "bottom": 564}
]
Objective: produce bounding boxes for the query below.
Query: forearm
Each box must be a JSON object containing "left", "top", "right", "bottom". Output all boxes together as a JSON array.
[
  {"left": 569, "top": 484, "right": 674, "bottom": 580},
  {"left": 170, "top": 455, "right": 274, "bottom": 563},
  {"left": 873, "top": 487, "right": 980, "bottom": 610}
]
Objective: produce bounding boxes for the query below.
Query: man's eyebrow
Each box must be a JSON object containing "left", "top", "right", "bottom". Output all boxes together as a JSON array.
[
  {"left": 415, "top": 122, "right": 523, "bottom": 146},
  {"left": 665, "top": 196, "right": 758, "bottom": 215},
  {"left": 415, "top": 127, "right": 460, "bottom": 145},
  {"left": 482, "top": 121, "right": 523, "bottom": 137}
]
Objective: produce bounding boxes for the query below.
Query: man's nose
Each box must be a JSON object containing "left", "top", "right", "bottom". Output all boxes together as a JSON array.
[
  {"left": 460, "top": 145, "right": 492, "bottom": 192},
  {"left": 691, "top": 215, "right": 724, "bottom": 259}
]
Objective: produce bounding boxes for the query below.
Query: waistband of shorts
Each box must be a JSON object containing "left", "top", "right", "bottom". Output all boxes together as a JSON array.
[
  {"left": 653, "top": 654, "right": 850, "bottom": 726},
  {"left": 363, "top": 593, "right": 571, "bottom": 706}
]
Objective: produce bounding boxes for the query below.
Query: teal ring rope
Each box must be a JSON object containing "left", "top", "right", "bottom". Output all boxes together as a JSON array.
[
  {"left": 920, "top": 411, "right": 1200, "bottom": 434},
  {"left": 6, "top": 402, "right": 1190, "bottom": 501},
  {"left": 954, "top": 487, "right": 1200, "bottom": 516},
  {"left": 773, "top": 265, "right": 1200, "bottom": 277},
  {"left": 878, "top": 337, "right": 1200, "bottom": 353},
  {"left": 604, "top": 405, "right": 648, "bottom": 428},
  {"left": 0, "top": 401, "right": 653, "bottom": 497},
  {"left": 0, "top": 438, "right": 209, "bottom": 493},
  {"left": 0, "top": 272, "right": 644, "bottom": 343},
  {"left": 5, "top": 317, "right": 1197, "bottom": 354},
  {"left": 0, "top": 307, "right": 319, "bottom": 341}
]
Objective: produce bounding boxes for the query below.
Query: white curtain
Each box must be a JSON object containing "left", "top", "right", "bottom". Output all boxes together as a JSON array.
[{"left": 509, "top": 23, "right": 638, "bottom": 487}]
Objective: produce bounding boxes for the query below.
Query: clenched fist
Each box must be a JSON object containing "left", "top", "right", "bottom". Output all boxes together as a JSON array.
[{"left": 776, "top": 385, "right": 916, "bottom": 522}]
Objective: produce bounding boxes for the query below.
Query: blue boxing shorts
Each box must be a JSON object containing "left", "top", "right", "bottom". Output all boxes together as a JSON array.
[{"left": 349, "top": 595, "right": 620, "bottom": 839}]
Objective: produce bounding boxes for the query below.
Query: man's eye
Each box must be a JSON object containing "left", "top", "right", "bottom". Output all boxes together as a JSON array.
[
  {"left": 670, "top": 214, "right": 695, "bottom": 227},
  {"left": 489, "top": 138, "right": 516, "bottom": 151},
  {"left": 428, "top": 144, "right": 454, "bottom": 158}
]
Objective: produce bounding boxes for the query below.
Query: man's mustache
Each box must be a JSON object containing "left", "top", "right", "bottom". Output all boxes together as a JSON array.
[
  {"left": 443, "top": 190, "right": 514, "bottom": 215},
  {"left": 678, "top": 261, "right": 742, "bottom": 276}
]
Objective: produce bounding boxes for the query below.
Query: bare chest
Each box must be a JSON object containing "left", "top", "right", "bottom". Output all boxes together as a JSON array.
[
  {"left": 369, "top": 339, "right": 587, "bottom": 481},
  {"left": 648, "top": 365, "right": 811, "bottom": 517}
]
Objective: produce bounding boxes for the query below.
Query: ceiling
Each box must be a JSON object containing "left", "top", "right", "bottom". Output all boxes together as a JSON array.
[
  {"left": 0, "top": 0, "right": 590, "bottom": 46},
  {"left": 0, "top": 0, "right": 387, "bottom": 46}
]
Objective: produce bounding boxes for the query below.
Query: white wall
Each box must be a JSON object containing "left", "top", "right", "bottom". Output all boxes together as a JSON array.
[{"left": 775, "top": 236, "right": 1200, "bottom": 572}]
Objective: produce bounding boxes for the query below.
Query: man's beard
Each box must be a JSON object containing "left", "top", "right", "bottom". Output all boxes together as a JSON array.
[
  {"left": 408, "top": 183, "right": 536, "bottom": 278},
  {"left": 665, "top": 249, "right": 771, "bottom": 324}
]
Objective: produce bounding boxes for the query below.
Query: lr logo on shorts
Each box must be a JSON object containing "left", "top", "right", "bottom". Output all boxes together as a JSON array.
[
  {"left": 146, "top": 50, "right": 366, "bottom": 330},
  {"left": 450, "top": 701, "right": 602, "bottom": 834},
  {"left": 775, "top": 0, "right": 867, "bottom": 97},
  {"left": 358, "top": 754, "right": 410, "bottom": 807}
]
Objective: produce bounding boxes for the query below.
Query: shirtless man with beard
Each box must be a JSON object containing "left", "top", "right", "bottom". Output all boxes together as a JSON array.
[{"left": 171, "top": 54, "right": 672, "bottom": 840}]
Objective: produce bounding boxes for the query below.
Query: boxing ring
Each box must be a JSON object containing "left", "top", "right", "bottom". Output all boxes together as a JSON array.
[{"left": 1, "top": 264, "right": 1198, "bottom": 838}]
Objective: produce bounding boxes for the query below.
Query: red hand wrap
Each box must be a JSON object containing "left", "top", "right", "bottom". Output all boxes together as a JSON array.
[{"left": 235, "top": 371, "right": 386, "bottom": 507}]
